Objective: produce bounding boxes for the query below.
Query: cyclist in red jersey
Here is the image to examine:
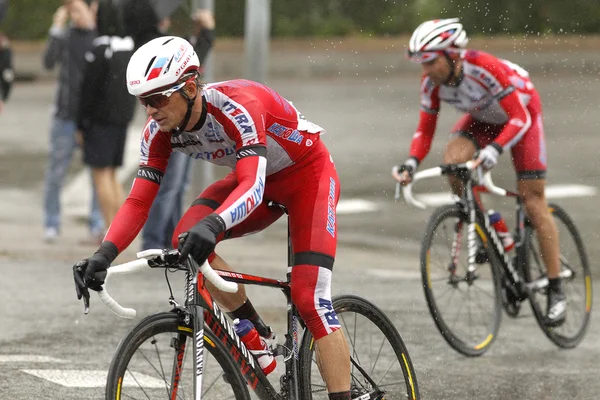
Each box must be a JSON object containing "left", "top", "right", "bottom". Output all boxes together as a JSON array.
[
  {"left": 391, "top": 18, "right": 566, "bottom": 327},
  {"left": 72, "top": 36, "right": 351, "bottom": 399}
]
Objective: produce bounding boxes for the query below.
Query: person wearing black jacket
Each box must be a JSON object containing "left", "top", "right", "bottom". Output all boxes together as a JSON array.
[
  {"left": 77, "top": 0, "right": 135, "bottom": 230},
  {"left": 121, "top": 0, "right": 216, "bottom": 251},
  {"left": 42, "top": 0, "right": 104, "bottom": 243}
]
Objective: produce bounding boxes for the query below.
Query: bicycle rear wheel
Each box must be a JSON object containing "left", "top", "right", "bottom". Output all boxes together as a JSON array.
[
  {"left": 523, "top": 203, "right": 592, "bottom": 348},
  {"left": 106, "top": 311, "right": 250, "bottom": 400},
  {"left": 421, "top": 204, "right": 502, "bottom": 356},
  {"left": 298, "top": 295, "right": 419, "bottom": 400}
]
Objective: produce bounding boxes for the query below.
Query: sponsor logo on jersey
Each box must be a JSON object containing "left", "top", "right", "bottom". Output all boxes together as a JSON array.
[
  {"left": 326, "top": 177, "right": 336, "bottom": 237},
  {"left": 189, "top": 146, "right": 235, "bottom": 160},
  {"left": 267, "top": 122, "right": 304, "bottom": 145},
  {"left": 236, "top": 148, "right": 258, "bottom": 159},
  {"left": 230, "top": 177, "right": 265, "bottom": 224},
  {"left": 223, "top": 101, "right": 254, "bottom": 135},
  {"left": 205, "top": 122, "right": 225, "bottom": 143},
  {"left": 147, "top": 57, "right": 169, "bottom": 80},
  {"left": 140, "top": 120, "right": 160, "bottom": 164}
]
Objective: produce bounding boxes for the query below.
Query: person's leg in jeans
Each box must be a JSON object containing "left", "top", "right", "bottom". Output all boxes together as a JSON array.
[
  {"left": 142, "top": 151, "right": 192, "bottom": 250},
  {"left": 43, "top": 117, "right": 76, "bottom": 240},
  {"left": 164, "top": 153, "right": 192, "bottom": 247},
  {"left": 88, "top": 171, "right": 105, "bottom": 238}
]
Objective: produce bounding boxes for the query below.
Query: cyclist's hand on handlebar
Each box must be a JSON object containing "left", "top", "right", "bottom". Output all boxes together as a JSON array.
[
  {"left": 392, "top": 166, "right": 413, "bottom": 185},
  {"left": 392, "top": 158, "right": 418, "bottom": 186},
  {"left": 73, "top": 253, "right": 109, "bottom": 293},
  {"left": 474, "top": 143, "right": 502, "bottom": 170},
  {"left": 178, "top": 213, "right": 226, "bottom": 264}
]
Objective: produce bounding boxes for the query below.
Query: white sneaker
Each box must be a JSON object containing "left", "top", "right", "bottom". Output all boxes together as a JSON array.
[{"left": 44, "top": 227, "right": 59, "bottom": 243}]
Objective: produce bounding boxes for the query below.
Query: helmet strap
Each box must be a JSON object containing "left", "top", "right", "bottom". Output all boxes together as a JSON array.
[
  {"left": 442, "top": 51, "right": 463, "bottom": 87},
  {"left": 171, "top": 86, "right": 198, "bottom": 137}
]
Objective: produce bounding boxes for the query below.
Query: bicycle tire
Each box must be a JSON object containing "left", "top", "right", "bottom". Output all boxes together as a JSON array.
[
  {"left": 523, "top": 203, "right": 592, "bottom": 348},
  {"left": 106, "top": 311, "right": 250, "bottom": 400},
  {"left": 298, "top": 294, "right": 420, "bottom": 400},
  {"left": 420, "top": 204, "right": 502, "bottom": 357}
]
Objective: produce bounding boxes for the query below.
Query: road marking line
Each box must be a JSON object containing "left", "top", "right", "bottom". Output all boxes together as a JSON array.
[
  {"left": 366, "top": 268, "right": 421, "bottom": 279},
  {"left": 21, "top": 369, "right": 165, "bottom": 388},
  {"left": 0, "top": 355, "right": 66, "bottom": 363},
  {"left": 337, "top": 198, "right": 379, "bottom": 214}
]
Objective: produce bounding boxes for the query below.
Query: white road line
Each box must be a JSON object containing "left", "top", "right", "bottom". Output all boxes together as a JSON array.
[
  {"left": 0, "top": 355, "right": 66, "bottom": 363},
  {"left": 21, "top": 369, "right": 165, "bottom": 388},
  {"left": 337, "top": 198, "right": 379, "bottom": 214},
  {"left": 366, "top": 268, "right": 421, "bottom": 280}
]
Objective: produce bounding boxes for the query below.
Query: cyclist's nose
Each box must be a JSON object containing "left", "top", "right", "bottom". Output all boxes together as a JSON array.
[{"left": 145, "top": 104, "right": 158, "bottom": 116}]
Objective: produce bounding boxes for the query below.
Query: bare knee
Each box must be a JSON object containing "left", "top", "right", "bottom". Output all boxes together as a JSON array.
[
  {"left": 443, "top": 135, "right": 477, "bottom": 164},
  {"left": 519, "top": 180, "right": 548, "bottom": 225}
]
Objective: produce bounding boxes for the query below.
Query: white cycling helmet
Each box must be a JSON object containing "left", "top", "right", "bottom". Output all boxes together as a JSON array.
[
  {"left": 127, "top": 36, "right": 200, "bottom": 97},
  {"left": 407, "top": 18, "right": 468, "bottom": 63}
]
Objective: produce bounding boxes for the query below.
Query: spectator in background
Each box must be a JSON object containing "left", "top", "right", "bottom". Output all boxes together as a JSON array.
[
  {"left": 122, "top": 0, "right": 216, "bottom": 251},
  {"left": 77, "top": 0, "right": 136, "bottom": 234},
  {"left": 0, "top": 0, "right": 14, "bottom": 114},
  {"left": 42, "top": 0, "right": 104, "bottom": 243}
]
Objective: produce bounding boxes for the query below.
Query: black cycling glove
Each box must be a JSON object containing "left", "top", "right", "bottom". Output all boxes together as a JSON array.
[
  {"left": 178, "top": 213, "right": 226, "bottom": 265},
  {"left": 73, "top": 242, "right": 118, "bottom": 307}
]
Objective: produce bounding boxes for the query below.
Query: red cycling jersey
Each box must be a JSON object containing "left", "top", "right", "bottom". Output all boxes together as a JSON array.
[
  {"left": 409, "top": 50, "right": 547, "bottom": 177},
  {"left": 105, "top": 79, "right": 324, "bottom": 251},
  {"left": 104, "top": 79, "right": 341, "bottom": 340}
]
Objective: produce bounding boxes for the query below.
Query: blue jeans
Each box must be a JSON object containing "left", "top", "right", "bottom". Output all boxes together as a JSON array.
[
  {"left": 142, "top": 151, "right": 193, "bottom": 250},
  {"left": 43, "top": 117, "right": 103, "bottom": 234}
]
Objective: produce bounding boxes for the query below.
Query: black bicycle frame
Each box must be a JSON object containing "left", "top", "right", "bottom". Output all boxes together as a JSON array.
[
  {"left": 462, "top": 176, "right": 525, "bottom": 295},
  {"left": 179, "top": 212, "right": 304, "bottom": 400}
]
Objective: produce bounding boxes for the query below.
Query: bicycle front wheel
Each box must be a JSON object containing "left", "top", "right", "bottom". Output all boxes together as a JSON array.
[
  {"left": 106, "top": 311, "right": 250, "bottom": 400},
  {"left": 523, "top": 203, "right": 592, "bottom": 348},
  {"left": 298, "top": 295, "right": 420, "bottom": 400},
  {"left": 421, "top": 204, "right": 502, "bottom": 356}
]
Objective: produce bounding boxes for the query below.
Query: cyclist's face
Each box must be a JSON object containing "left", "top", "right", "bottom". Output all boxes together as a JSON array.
[
  {"left": 421, "top": 56, "right": 451, "bottom": 85},
  {"left": 142, "top": 84, "right": 193, "bottom": 131}
]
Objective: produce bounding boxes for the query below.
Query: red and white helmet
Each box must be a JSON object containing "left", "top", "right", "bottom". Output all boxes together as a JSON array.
[
  {"left": 407, "top": 18, "right": 468, "bottom": 63},
  {"left": 126, "top": 36, "right": 200, "bottom": 97}
]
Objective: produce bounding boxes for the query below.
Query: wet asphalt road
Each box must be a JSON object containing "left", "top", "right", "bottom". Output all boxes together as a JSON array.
[{"left": 1, "top": 50, "right": 600, "bottom": 399}]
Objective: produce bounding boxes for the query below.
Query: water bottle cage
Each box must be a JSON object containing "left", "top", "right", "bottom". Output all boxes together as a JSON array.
[{"left": 249, "top": 349, "right": 272, "bottom": 357}]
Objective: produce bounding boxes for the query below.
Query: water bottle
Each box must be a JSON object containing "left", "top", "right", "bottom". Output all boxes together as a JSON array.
[
  {"left": 233, "top": 319, "right": 277, "bottom": 375},
  {"left": 488, "top": 210, "right": 515, "bottom": 252}
]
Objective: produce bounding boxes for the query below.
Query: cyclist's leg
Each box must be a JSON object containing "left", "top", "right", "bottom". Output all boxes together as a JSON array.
[
  {"left": 445, "top": 115, "right": 483, "bottom": 194},
  {"left": 172, "top": 173, "right": 280, "bottom": 336},
  {"left": 511, "top": 96, "right": 564, "bottom": 323},
  {"left": 273, "top": 141, "right": 350, "bottom": 395}
]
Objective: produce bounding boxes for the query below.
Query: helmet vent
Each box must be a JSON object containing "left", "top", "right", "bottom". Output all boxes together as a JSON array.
[
  {"left": 162, "top": 37, "right": 175, "bottom": 45},
  {"left": 144, "top": 56, "right": 156, "bottom": 77},
  {"left": 165, "top": 56, "right": 174, "bottom": 73}
]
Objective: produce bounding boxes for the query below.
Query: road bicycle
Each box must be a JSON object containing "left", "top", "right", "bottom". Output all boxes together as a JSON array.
[
  {"left": 94, "top": 202, "right": 420, "bottom": 399},
  {"left": 394, "top": 162, "right": 592, "bottom": 356}
]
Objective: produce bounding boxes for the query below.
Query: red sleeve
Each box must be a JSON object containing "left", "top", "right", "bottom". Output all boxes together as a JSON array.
[
  {"left": 104, "top": 120, "right": 172, "bottom": 253},
  {"left": 409, "top": 110, "right": 438, "bottom": 162},
  {"left": 409, "top": 77, "right": 440, "bottom": 162},
  {"left": 494, "top": 90, "right": 531, "bottom": 149},
  {"left": 215, "top": 146, "right": 267, "bottom": 229}
]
